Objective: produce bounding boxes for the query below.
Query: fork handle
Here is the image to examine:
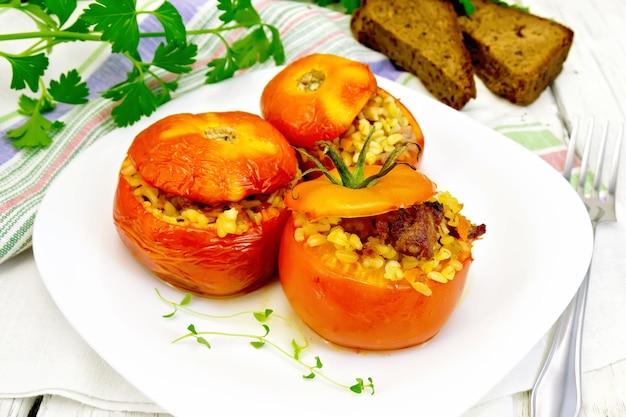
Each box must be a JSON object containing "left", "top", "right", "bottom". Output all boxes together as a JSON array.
[{"left": 530, "top": 268, "right": 590, "bottom": 417}]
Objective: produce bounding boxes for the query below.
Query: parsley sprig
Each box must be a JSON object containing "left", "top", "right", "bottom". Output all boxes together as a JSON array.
[
  {"left": 454, "top": 0, "right": 529, "bottom": 16},
  {"left": 156, "top": 289, "right": 375, "bottom": 395},
  {"left": 0, "top": 0, "right": 285, "bottom": 148},
  {"left": 310, "top": 0, "right": 361, "bottom": 14},
  {"left": 314, "top": 0, "right": 528, "bottom": 16}
]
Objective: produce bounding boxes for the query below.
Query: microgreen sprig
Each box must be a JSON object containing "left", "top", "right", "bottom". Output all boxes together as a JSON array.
[
  {"left": 0, "top": 0, "right": 285, "bottom": 148},
  {"left": 156, "top": 289, "right": 375, "bottom": 395}
]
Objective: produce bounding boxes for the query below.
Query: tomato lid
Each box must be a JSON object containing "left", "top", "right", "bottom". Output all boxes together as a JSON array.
[
  {"left": 285, "top": 164, "right": 437, "bottom": 219},
  {"left": 260, "top": 53, "right": 377, "bottom": 148},
  {"left": 127, "top": 111, "right": 297, "bottom": 204}
]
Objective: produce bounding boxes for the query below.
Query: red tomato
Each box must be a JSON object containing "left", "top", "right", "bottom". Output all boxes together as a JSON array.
[
  {"left": 113, "top": 111, "right": 298, "bottom": 297},
  {"left": 114, "top": 177, "right": 289, "bottom": 297},
  {"left": 279, "top": 219, "right": 471, "bottom": 350},
  {"left": 260, "top": 54, "right": 425, "bottom": 173},
  {"left": 278, "top": 164, "right": 482, "bottom": 350}
]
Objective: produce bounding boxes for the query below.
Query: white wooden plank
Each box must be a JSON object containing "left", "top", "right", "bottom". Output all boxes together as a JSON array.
[
  {"left": 36, "top": 395, "right": 172, "bottom": 417},
  {"left": 522, "top": 0, "right": 626, "bottom": 126},
  {"left": 580, "top": 360, "right": 626, "bottom": 416},
  {"left": 0, "top": 397, "right": 35, "bottom": 417}
]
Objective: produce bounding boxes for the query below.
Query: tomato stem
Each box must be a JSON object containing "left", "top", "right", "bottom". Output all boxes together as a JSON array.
[
  {"left": 296, "top": 147, "right": 342, "bottom": 185},
  {"left": 295, "top": 130, "right": 418, "bottom": 189}
]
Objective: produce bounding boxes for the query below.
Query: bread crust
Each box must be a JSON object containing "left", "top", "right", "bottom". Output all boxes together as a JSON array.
[
  {"left": 351, "top": 0, "right": 476, "bottom": 110},
  {"left": 458, "top": 0, "right": 574, "bottom": 105}
]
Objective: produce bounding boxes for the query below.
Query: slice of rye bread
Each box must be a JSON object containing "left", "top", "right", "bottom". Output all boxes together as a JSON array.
[
  {"left": 350, "top": 0, "right": 476, "bottom": 110},
  {"left": 457, "top": 0, "right": 574, "bottom": 105}
]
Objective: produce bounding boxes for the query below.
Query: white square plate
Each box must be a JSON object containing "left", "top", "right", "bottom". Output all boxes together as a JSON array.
[{"left": 33, "top": 67, "right": 593, "bottom": 417}]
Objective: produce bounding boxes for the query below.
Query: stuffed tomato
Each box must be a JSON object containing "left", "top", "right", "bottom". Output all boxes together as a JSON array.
[
  {"left": 113, "top": 111, "right": 298, "bottom": 297},
  {"left": 260, "top": 53, "right": 424, "bottom": 170},
  {"left": 279, "top": 160, "right": 485, "bottom": 351}
]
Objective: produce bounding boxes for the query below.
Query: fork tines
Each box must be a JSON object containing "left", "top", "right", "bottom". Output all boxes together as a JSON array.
[{"left": 563, "top": 118, "right": 624, "bottom": 200}]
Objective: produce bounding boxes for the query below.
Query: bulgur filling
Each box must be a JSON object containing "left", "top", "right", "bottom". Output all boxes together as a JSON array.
[
  {"left": 292, "top": 191, "right": 481, "bottom": 296},
  {"left": 328, "top": 91, "right": 419, "bottom": 167},
  {"left": 120, "top": 158, "right": 286, "bottom": 237}
]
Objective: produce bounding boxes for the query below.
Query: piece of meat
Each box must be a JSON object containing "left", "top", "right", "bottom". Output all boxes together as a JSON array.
[
  {"left": 467, "top": 223, "right": 487, "bottom": 240},
  {"left": 376, "top": 202, "right": 444, "bottom": 258},
  {"left": 449, "top": 221, "right": 487, "bottom": 241},
  {"left": 341, "top": 202, "right": 445, "bottom": 259}
]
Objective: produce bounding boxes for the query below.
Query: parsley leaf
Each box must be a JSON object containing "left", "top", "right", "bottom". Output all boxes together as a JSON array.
[
  {"left": 341, "top": 0, "right": 361, "bottom": 13},
  {"left": 456, "top": 0, "right": 476, "bottom": 15},
  {"left": 6, "top": 112, "right": 63, "bottom": 148},
  {"left": 19, "top": 2, "right": 58, "bottom": 28},
  {"left": 45, "top": 0, "right": 78, "bottom": 27},
  {"left": 2, "top": 0, "right": 286, "bottom": 149},
  {"left": 230, "top": 27, "right": 272, "bottom": 68},
  {"left": 81, "top": 0, "right": 140, "bottom": 53},
  {"left": 152, "top": 1, "right": 187, "bottom": 44},
  {"left": 217, "top": 0, "right": 261, "bottom": 25},
  {"left": 152, "top": 41, "right": 198, "bottom": 74},
  {"left": 15, "top": 95, "right": 40, "bottom": 116},
  {"left": 267, "top": 26, "right": 285, "bottom": 64},
  {"left": 48, "top": 70, "right": 89, "bottom": 104},
  {"left": 449, "top": 0, "right": 473, "bottom": 16},
  {"left": 205, "top": 23, "right": 284, "bottom": 83},
  {"left": 17, "top": 0, "right": 45, "bottom": 7},
  {"left": 102, "top": 77, "right": 160, "bottom": 127},
  {"left": 311, "top": 0, "right": 361, "bottom": 14},
  {"left": 205, "top": 56, "right": 238, "bottom": 84},
  {"left": 2, "top": 53, "right": 49, "bottom": 91},
  {"left": 63, "top": 16, "right": 90, "bottom": 34},
  {"left": 16, "top": 94, "right": 56, "bottom": 116},
  {"left": 8, "top": 88, "right": 60, "bottom": 148},
  {"left": 488, "top": 0, "right": 529, "bottom": 12},
  {"left": 451, "top": 0, "right": 528, "bottom": 16}
]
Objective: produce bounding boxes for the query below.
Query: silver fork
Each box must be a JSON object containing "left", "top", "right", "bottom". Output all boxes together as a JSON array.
[{"left": 530, "top": 118, "right": 624, "bottom": 417}]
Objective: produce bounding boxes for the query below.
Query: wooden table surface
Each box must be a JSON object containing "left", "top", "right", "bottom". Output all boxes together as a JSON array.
[{"left": 472, "top": 1, "right": 626, "bottom": 416}]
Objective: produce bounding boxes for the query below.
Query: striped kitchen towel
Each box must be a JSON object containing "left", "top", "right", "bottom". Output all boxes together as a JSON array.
[{"left": 0, "top": 0, "right": 567, "bottom": 265}]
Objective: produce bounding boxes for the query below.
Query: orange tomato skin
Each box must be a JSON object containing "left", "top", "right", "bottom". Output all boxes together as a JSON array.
[
  {"left": 284, "top": 164, "right": 437, "bottom": 219},
  {"left": 113, "top": 176, "right": 289, "bottom": 297},
  {"left": 278, "top": 219, "right": 471, "bottom": 350},
  {"left": 113, "top": 111, "right": 297, "bottom": 297},
  {"left": 279, "top": 86, "right": 424, "bottom": 177},
  {"left": 127, "top": 111, "right": 297, "bottom": 205},
  {"left": 260, "top": 53, "right": 377, "bottom": 148}
]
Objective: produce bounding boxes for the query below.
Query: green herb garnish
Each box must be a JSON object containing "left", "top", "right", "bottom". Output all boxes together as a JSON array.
[
  {"left": 0, "top": 0, "right": 284, "bottom": 148},
  {"left": 484, "top": 0, "right": 529, "bottom": 13},
  {"left": 314, "top": 0, "right": 528, "bottom": 16},
  {"left": 455, "top": 0, "right": 476, "bottom": 16},
  {"left": 453, "top": 0, "right": 529, "bottom": 16},
  {"left": 296, "top": 130, "right": 418, "bottom": 189},
  {"left": 310, "top": 0, "right": 361, "bottom": 14},
  {"left": 156, "top": 289, "right": 375, "bottom": 395}
]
